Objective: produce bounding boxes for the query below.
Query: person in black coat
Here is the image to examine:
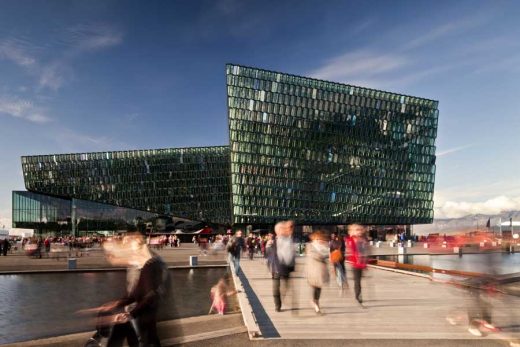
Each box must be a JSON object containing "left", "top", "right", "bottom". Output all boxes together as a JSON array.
[
  {"left": 2, "top": 239, "right": 10, "bottom": 256},
  {"left": 101, "top": 233, "right": 169, "bottom": 347},
  {"left": 267, "top": 221, "right": 296, "bottom": 312}
]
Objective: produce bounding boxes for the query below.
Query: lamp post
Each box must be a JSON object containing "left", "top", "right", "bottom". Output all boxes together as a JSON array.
[{"left": 71, "top": 201, "right": 77, "bottom": 238}]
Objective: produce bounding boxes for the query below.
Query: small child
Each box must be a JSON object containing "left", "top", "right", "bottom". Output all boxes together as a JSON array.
[{"left": 209, "top": 278, "right": 236, "bottom": 315}]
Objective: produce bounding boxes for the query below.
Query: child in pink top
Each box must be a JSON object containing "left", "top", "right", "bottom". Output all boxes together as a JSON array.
[{"left": 209, "top": 278, "right": 236, "bottom": 315}]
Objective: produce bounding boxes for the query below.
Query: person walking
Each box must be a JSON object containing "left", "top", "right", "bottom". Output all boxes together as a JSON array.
[
  {"left": 2, "top": 238, "right": 10, "bottom": 256},
  {"left": 346, "top": 224, "right": 368, "bottom": 306},
  {"left": 330, "top": 233, "right": 347, "bottom": 293},
  {"left": 306, "top": 230, "right": 329, "bottom": 314},
  {"left": 267, "top": 221, "right": 296, "bottom": 312},
  {"left": 101, "top": 233, "right": 170, "bottom": 347},
  {"left": 247, "top": 236, "right": 255, "bottom": 260},
  {"left": 227, "top": 230, "right": 245, "bottom": 275}
]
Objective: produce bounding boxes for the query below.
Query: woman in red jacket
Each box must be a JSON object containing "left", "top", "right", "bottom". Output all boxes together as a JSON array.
[{"left": 346, "top": 224, "right": 368, "bottom": 306}]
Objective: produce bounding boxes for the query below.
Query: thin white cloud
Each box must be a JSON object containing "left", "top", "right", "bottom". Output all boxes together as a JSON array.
[
  {"left": 307, "top": 11, "right": 498, "bottom": 91},
  {"left": 66, "top": 24, "right": 123, "bottom": 52},
  {"left": 51, "top": 128, "right": 131, "bottom": 153},
  {"left": 1, "top": 24, "right": 123, "bottom": 91},
  {"left": 0, "top": 40, "right": 36, "bottom": 67},
  {"left": 403, "top": 15, "right": 489, "bottom": 50},
  {"left": 309, "top": 50, "right": 408, "bottom": 82},
  {"left": 39, "top": 63, "right": 73, "bottom": 91},
  {"left": 435, "top": 195, "right": 520, "bottom": 219},
  {"left": 437, "top": 144, "right": 474, "bottom": 157},
  {"left": 36, "top": 25, "right": 122, "bottom": 90},
  {"left": 0, "top": 96, "right": 51, "bottom": 123}
]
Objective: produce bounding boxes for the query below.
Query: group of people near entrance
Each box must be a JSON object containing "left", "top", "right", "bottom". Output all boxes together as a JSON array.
[{"left": 225, "top": 220, "right": 368, "bottom": 314}]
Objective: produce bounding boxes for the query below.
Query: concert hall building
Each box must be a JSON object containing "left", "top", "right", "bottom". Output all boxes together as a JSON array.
[{"left": 13, "top": 65, "right": 439, "bottom": 235}]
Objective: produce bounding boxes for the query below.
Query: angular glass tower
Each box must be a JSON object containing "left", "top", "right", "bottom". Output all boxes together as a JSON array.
[
  {"left": 226, "top": 64, "right": 438, "bottom": 225},
  {"left": 17, "top": 64, "right": 438, "bottom": 231}
]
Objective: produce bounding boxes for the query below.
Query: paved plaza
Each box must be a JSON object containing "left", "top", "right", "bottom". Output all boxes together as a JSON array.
[
  {"left": 232, "top": 256, "right": 520, "bottom": 343},
  {"left": 0, "top": 243, "right": 227, "bottom": 273},
  {"left": 2, "top": 244, "right": 519, "bottom": 346}
]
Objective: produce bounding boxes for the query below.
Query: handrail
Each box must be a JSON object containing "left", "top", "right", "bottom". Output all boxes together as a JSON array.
[{"left": 374, "top": 259, "right": 482, "bottom": 277}]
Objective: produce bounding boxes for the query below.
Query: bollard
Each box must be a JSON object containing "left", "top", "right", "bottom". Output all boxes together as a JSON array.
[
  {"left": 389, "top": 241, "right": 395, "bottom": 248},
  {"left": 480, "top": 241, "right": 486, "bottom": 248},
  {"left": 369, "top": 240, "right": 374, "bottom": 246},
  {"left": 453, "top": 247, "right": 462, "bottom": 257},
  {"left": 376, "top": 241, "right": 382, "bottom": 248},
  {"left": 491, "top": 242, "right": 497, "bottom": 247},
  {"left": 510, "top": 245, "right": 515, "bottom": 254},
  {"left": 407, "top": 240, "right": 413, "bottom": 248},
  {"left": 189, "top": 256, "right": 198, "bottom": 266},
  {"left": 423, "top": 243, "right": 429, "bottom": 249},
  {"left": 398, "top": 246, "right": 407, "bottom": 254},
  {"left": 67, "top": 258, "right": 77, "bottom": 270}
]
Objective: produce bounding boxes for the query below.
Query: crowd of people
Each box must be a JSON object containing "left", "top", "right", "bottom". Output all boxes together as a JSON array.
[
  {"left": 5, "top": 221, "right": 508, "bottom": 345},
  {"left": 223, "top": 221, "right": 369, "bottom": 314}
]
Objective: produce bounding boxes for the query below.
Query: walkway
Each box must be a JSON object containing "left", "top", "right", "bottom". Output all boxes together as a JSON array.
[{"left": 234, "top": 256, "right": 520, "bottom": 341}]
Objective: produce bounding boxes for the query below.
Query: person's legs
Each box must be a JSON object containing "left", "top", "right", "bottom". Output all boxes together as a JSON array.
[
  {"left": 335, "top": 263, "right": 345, "bottom": 288},
  {"left": 233, "top": 254, "right": 240, "bottom": 275},
  {"left": 272, "top": 273, "right": 281, "bottom": 311},
  {"left": 107, "top": 322, "right": 138, "bottom": 347},
  {"left": 136, "top": 316, "right": 160, "bottom": 347},
  {"left": 340, "top": 262, "right": 347, "bottom": 287},
  {"left": 353, "top": 268, "right": 362, "bottom": 303},
  {"left": 311, "top": 286, "right": 321, "bottom": 313},
  {"left": 313, "top": 287, "right": 321, "bottom": 302}
]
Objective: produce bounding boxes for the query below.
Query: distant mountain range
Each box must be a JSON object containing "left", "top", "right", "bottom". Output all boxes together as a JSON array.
[{"left": 414, "top": 211, "right": 520, "bottom": 235}]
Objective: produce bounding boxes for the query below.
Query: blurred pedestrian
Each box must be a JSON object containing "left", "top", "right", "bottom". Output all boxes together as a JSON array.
[
  {"left": 330, "top": 233, "right": 347, "bottom": 293},
  {"left": 347, "top": 224, "right": 368, "bottom": 306},
  {"left": 247, "top": 236, "right": 255, "bottom": 260},
  {"left": 306, "top": 230, "right": 329, "bottom": 314},
  {"left": 267, "top": 221, "right": 296, "bottom": 312},
  {"left": 209, "top": 277, "right": 236, "bottom": 315},
  {"left": 227, "top": 230, "right": 245, "bottom": 275},
  {"left": 102, "top": 233, "right": 169, "bottom": 347},
  {"left": 2, "top": 238, "right": 10, "bottom": 256}
]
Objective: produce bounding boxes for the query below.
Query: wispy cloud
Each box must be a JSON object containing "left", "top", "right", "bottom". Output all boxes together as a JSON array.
[
  {"left": 0, "top": 40, "right": 36, "bottom": 67},
  {"left": 39, "top": 63, "right": 73, "bottom": 91},
  {"left": 0, "top": 96, "right": 51, "bottom": 123},
  {"left": 1, "top": 24, "right": 123, "bottom": 92},
  {"left": 403, "top": 14, "right": 490, "bottom": 50},
  {"left": 50, "top": 127, "right": 130, "bottom": 153},
  {"left": 437, "top": 144, "right": 474, "bottom": 157},
  {"left": 65, "top": 24, "right": 123, "bottom": 52},
  {"left": 309, "top": 51, "right": 408, "bottom": 82},
  {"left": 308, "top": 11, "right": 499, "bottom": 91}
]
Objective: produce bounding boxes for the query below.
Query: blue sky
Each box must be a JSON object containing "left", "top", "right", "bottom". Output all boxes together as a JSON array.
[{"left": 1, "top": 0, "right": 520, "bottom": 229}]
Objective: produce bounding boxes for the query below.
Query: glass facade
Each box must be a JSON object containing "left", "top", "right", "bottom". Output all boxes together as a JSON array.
[
  {"left": 22, "top": 146, "right": 231, "bottom": 225},
  {"left": 12, "top": 191, "right": 159, "bottom": 234},
  {"left": 226, "top": 64, "right": 438, "bottom": 225},
  {"left": 17, "top": 65, "right": 439, "bottom": 229}
]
